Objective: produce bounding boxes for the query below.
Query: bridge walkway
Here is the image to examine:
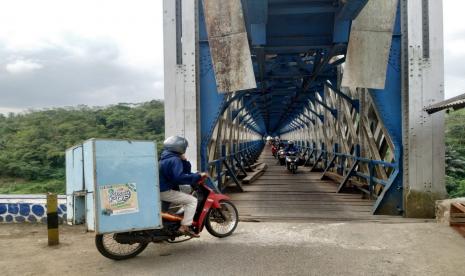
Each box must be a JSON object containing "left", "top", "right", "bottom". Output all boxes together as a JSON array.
[{"left": 230, "top": 146, "right": 403, "bottom": 222}]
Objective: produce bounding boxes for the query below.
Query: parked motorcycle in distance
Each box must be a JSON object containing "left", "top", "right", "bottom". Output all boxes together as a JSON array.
[
  {"left": 285, "top": 150, "right": 300, "bottom": 174},
  {"left": 95, "top": 176, "right": 239, "bottom": 260}
]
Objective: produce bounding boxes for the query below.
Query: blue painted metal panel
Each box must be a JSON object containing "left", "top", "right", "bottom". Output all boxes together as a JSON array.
[
  {"left": 333, "top": 19, "right": 351, "bottom": 43},
  {"left": 337, "top": 0, "right": 369, "bottom": 20},
  {"left": 65, "top": 145, "right": 86, "bottom": 225},
  {"left": 243, "top": 0, "right": 268, "bottom": 24},
  {"left": 251, "top": 23, "right": 267, "bottom": 45},
  {"left": 86, "top": 190, "right": 95, "bottom": 231},
  {"left": 82, "top": 141, "right": 95, "bottom": 230},
  {"left": 65, "top": 145, "right": 84, "bottom": 194},
  {"left": 84, "top": 139, "right": 162, "bottom": 234},
  {"left": 199, "top": 2, "right": 226, "bottom": 170},
  {"left": 370, "top": 4, "right": 403, "bottom": 215}
]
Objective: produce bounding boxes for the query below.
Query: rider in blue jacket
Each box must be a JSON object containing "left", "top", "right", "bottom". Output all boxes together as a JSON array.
[
  {"left": 285, "top": 140, "right": 298, "bottom": 152},
  {"left": 159, "top": 136, "right": 207, "bottom": 237},
  {"left": 159, "top": 151, "right": 201, "bottom": 192}
]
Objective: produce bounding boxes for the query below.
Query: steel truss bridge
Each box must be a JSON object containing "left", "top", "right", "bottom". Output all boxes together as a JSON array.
[{"left": 164, "top": 0, "right": 447, "bottom": 218}]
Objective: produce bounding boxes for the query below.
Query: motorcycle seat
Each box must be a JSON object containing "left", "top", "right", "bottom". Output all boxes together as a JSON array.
[{"left": 161, "top": 212, "right": 183, "bottom": 222}]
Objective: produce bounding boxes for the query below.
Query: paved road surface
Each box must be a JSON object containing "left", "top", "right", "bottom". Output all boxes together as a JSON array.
[{"left": 1, "top": 222, "right": 465, "bottom": 276}]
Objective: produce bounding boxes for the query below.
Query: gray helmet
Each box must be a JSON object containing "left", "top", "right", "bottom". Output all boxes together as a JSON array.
[
  {"left": 163, "top": 136, "right": 189, "bottom": 154},
  {"left": 288, "top": 140, "right": 294, "bottom": 145}
]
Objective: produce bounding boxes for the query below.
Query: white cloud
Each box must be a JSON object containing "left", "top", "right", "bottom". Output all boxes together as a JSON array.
[
  {"left": 443, "top": 0, "right": 465, "bottom": 98},
  {"left": 0, "top": 0, "right": 463, "bottom": 111},
  {"left": 0, "top": 0, "right": 164, "bottom": 112},
  {"left": 0, "top": 107, "right": 24, "bottom": 114},
  {"left": 0, "top": 0, "right": 164, "bottom": 71},
  {"left": 5, "top": 60, "right": 43, "bottom": 74}
]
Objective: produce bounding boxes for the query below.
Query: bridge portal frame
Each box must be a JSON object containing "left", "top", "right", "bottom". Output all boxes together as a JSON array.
[{"left": 163, "top": 0, "right": 447, "bottom": 217}]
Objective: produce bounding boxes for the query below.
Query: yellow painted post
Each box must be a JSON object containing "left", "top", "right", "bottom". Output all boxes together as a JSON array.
[{"left": 47, "top": 193, "right": 59, "bottom": 246}]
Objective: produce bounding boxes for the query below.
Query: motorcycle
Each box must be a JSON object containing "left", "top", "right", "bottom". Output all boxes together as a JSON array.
[
  {"left": 95, "top": 177, "right": 239, "bottom": 260},
  {"left": 285, "top": 150, "right": 300, "bottom": 174},
  {"left": 271, "top": 144, "right": 278, "bottom": 158},
  {"left": 278, "top": 148, "right": 287, "bottom": 165}
]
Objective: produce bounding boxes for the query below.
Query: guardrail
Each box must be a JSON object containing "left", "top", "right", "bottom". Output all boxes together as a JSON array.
[
  {"left": 298, "top": 143, "right": 400, "bottom": 204},
  {"left": 207, "top": 140, "right": 264, "bottom": 192},
  {"left": 0, "top": 194, "right": 67, "bottom": 223}
]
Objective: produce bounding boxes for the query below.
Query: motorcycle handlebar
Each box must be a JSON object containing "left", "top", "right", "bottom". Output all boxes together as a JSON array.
[{"left": 198, "top": 175, "right": 208, "bottom": 184}]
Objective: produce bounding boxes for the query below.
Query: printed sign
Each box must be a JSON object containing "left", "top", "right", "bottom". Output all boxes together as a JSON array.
[{"left": 99, "top": 183, "right": 139, "bottom": 216}]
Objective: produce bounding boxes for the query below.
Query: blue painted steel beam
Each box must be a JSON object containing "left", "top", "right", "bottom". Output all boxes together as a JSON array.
[
  {"left": 324, "top": 80, "right": 360, "bottom": 111},
  {"left": 269, "top": 5, "right": 337, "bottom": 15},
  {"left": 370, "top": 4, "right": 403, "bottom": 215},
  {"left": 313, "top": 98, "right": 338, "bottom": 118},
  {"left": 336, "top": 0, "right": 369, "bottom": 20},
  {"left": 264, "top": 45, "right": 332, "bottom": 54}
]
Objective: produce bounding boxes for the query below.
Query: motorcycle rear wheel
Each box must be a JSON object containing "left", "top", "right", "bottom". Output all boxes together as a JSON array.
[
  {"left": 205, "top": 200, "right": 239, "bottom": 238},
  {"left": 95, "top": 233, "right": 148, "bottom": 260}
]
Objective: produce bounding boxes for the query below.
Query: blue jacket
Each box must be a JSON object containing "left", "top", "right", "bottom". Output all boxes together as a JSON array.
[
  {"left": 159, "top": 150, "right": 201, "bottom": 192},
  {"left": 285, "top": 145, "right": 298, "bottom": 152}
]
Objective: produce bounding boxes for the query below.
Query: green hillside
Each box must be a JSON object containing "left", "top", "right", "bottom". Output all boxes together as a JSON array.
[
  {"left": 0, "top": 101, "right": 164, "bottom": 194},
  {"left": 445, "top": 108, "right": 465, "bottom": 198}
]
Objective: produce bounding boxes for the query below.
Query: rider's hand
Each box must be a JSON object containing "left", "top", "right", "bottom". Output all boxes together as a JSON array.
[{"left": 200, "top": 172, "right": 209, "bottom": 178}]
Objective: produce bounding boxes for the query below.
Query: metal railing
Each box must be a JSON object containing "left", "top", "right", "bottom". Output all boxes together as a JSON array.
[
  {"left": 207, "top": 140, "right": 264, "bottom": 192},
  {"left": 297, "top": 143, "right": 400, "bottom": 207}
]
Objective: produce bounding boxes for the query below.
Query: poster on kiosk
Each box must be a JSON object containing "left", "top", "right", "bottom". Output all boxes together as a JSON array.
[{"left": 83, "top": 139, "right": 162, "bottom": 234}]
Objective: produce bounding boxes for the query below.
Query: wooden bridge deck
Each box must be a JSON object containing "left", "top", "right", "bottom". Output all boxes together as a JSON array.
[{"left": 229, "top": 146, "right": 403, "bottom": 222}]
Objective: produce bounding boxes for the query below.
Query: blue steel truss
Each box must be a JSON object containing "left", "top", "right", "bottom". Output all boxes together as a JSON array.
[{"left": 198, "top": 0, "right": 403, "bottom": 215}]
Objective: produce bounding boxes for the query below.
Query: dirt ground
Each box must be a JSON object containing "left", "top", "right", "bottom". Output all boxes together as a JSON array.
[{"left": 1, "top": 221, "right": 465, "bottom": 276}]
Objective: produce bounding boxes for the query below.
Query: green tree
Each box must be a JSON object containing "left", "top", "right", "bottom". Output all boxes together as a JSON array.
[
  {"left": 445, "top": 109, "right": 465, "bottom": 198},
  {"left": 0, "top": 101, "right": 165, "bottom": 194}
]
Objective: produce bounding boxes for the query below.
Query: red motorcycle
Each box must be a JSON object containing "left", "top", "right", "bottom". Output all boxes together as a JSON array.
[
  {"left": 95, "top": 177, "right": 239, "bottom": 260},
  {"left": 271, "top": 144, "right": 278, "bottom": 158}
]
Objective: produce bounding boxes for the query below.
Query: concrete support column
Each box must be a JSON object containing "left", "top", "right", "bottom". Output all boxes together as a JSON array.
[
  {"left": 403, "top": 0, "right": 447, "bottom": 217},
  {"left": 163, "top": 0, "right": 200, "bottom": 170}
]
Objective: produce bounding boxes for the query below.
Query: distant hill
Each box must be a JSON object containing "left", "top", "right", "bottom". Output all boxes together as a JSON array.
[
  {"left": 0, "top": 100, "right": 164, "bottom": 194},
  {"left": 445, "top": 108, "right": 465, "bottom": 198}
]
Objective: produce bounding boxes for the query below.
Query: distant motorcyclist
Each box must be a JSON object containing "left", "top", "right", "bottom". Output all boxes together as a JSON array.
[
  {"left": 274, "top": 137, "right": 285, "bottom": 148},
  {"left": 285, "top": 140, "right": 298, "bottom": 152},
  {"left": 158, "top": 136, "right": 207, "bottom": 238}
]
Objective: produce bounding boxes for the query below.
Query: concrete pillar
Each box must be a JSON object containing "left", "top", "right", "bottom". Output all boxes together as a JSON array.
[
  {"left": 163, "top": 0, "right": 200, "bottom": 170},
  {"left": 402, "top": 0, "right": 447, "bottom": 217}
]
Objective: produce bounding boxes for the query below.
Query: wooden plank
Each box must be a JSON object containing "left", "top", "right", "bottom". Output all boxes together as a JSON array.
[
  {"left": 233, "top": 201, "right": 373, "bottom": 207},
  {"left": 242, "top": 163, "right": 267, "bottom": 184},
  {"left": 227, "top": 146, "right": 401, "bottom": 222},
  {"left": 324, "top": 171, "right": 344, "bottom": 183},
  {"left": 450, "top": 203, "right": 465, "bottom": 226},
  {"left": 451, "top": 202, "right": 465, "bottom": 213}
]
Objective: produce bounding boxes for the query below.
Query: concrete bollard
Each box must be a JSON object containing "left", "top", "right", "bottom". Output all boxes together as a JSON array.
[{"left": 47, "top": 193, "right": 59, "bottom": 246}]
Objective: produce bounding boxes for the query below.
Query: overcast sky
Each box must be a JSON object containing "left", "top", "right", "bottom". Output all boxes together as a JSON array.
[{"left": 0, "top": 0, "right": 464, "bottom": 114}]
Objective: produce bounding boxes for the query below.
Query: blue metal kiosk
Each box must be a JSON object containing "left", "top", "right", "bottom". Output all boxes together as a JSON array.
[{"left": 66, "top": 139, "right": 162, "bottom": 233}]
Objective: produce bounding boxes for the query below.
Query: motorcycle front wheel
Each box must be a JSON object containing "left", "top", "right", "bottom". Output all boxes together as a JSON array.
[
  {"left": 205, "top": 200, "right": 239, "bottom": 238},
  {"left": 95, "top": 233, "right": 148, "bottom": 260}
]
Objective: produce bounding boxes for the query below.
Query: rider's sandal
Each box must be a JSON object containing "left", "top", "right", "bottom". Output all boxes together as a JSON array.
[{"left": 179, "top": 228, "right": 200, "bottom": 238}]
